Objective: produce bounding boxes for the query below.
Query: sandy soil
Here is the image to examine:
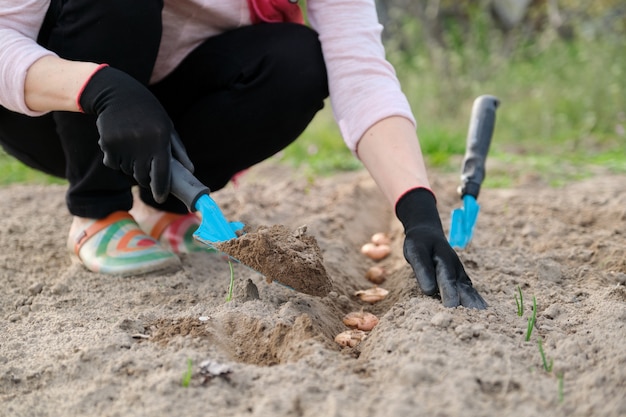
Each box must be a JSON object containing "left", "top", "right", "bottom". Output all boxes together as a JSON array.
[{"left": 0, "top": 162, "right": 624, "bottom": 417}]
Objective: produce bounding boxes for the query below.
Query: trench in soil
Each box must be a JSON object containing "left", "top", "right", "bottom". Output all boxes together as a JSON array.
[{"left": 143, "top": 172, "right": 414, "bottom": 366}]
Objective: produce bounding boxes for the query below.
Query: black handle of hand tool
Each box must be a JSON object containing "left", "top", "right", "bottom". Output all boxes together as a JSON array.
[
  {"left": 169, "top": 159, "right": 210, "bottom": 212},
  {"left": 459, "top": 95, "right": 500, "bottom": 199}
]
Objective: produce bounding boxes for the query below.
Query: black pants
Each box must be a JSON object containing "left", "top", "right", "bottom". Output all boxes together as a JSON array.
[{"left": 0, "top": 0, "right": 328, "bottom": 218}]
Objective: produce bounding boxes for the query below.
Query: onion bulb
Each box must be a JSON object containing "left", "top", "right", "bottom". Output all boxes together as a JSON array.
[
  {"left": 342, "top": 310, "right": 379, "bottom": 331},
  {"left": 334, "top": 329, "right": 367, "bottom": 348},
  {"left": 365, "top": 265, "right": 386, "bottom": 284},
  {"left": 371, "top": 232, "right": 391, "bottom": 246},
  {"left": 360, "top": 242, "right": 391, "bottom": 261},
  {"left": 354, "top": 287, "right": 389, "bottom": 303}
]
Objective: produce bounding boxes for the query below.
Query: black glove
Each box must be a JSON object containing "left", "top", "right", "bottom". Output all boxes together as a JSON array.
[
  {"left": 78, "top": 65, "right": 194, "bottom": 203},
  {"left": 396, "top": 188, "right": 487, "bottom": 309}
]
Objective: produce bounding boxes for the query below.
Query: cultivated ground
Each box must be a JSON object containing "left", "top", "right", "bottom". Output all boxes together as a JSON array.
[{"left": 1, "top": 162, "right": 624, "bottom": 417}]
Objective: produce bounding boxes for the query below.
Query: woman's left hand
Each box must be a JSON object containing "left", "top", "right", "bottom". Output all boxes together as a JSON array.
[{"left": 396, "top": 188, "right": 488, "bottom": 309}]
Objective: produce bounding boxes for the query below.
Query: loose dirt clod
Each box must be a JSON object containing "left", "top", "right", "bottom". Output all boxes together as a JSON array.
[{"left": 215, "top": 224, "right": 333, "bottom": 297}]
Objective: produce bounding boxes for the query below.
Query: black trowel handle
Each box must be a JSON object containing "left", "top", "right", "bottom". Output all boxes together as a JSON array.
[
  {"left": 170, "top": 159, "right": 210, "bottom": 212},
  {"left": 459, "top": 95, "right": 499, "bottom": 199}
]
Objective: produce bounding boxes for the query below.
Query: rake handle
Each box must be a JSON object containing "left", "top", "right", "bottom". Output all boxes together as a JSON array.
[{"left": 460, "top": 95, "right": 499, "bottom": 199}]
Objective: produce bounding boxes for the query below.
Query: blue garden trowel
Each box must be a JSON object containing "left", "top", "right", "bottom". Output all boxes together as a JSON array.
[
  {"left": 169, "top": 160, "right": 333, "bottom": 297},
  {"left": 169, "top": 158, "right": 244, "bottom": 245},
  {"left": 448, "top": 95, "right": 499, "bottom": 249},
  {"left": 170, "top": 160, "right": 279, "bottom": 281}
]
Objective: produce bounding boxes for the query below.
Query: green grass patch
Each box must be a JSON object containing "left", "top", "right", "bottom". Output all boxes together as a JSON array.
[
  {"left": 0, "top": 150, "right": 65, "bottom": 185},
  {"left": 282, "top": 28, "right": 625, "bottom": 182},
  {"left": 279, "top": 104, "right": 361, "bottom": 175}
]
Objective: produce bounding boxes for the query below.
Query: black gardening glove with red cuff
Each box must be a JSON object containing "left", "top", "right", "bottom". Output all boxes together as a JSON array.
[
  {"left": 78, "top": 65, "right": 194, "bottom": 203},
  {"left": 396, "top": 188, "right": 488, "bottom": 309}
]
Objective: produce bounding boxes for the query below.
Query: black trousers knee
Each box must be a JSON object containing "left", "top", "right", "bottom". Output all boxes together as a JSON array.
[{"left": 0, "top": 1, "right": 328, "bottom": 218}]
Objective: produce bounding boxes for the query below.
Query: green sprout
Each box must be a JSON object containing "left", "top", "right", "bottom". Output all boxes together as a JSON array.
[
  {"left": 181, "top": 358, "right": 193, "bottom": 388},
  {"left": 558, "top": 373, "right": 565, "bottom": 403},
  {"left": 525, "top": 296, "right": 537, "bottom": 342},
  {"left": 225, "top": 260, "right": 235, "bottom": 302},
  {"left": 515, "top": 286, "right": 524, "bottom": 316},
  {"left": 537, "top": 338, "right": 553, "bottom": 372}
]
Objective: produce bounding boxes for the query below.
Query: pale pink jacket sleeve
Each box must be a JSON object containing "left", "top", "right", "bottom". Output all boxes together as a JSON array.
[
  {"left": 306, "top": 0, "right": 416, "bottom": 155},
  {"left": 0, "top": 0, "right": 57, "bottom": 116}
]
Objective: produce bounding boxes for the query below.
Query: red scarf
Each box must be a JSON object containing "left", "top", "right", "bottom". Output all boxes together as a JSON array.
[{"left": 247, "top": 0, "right": 304, "bottom": 24}]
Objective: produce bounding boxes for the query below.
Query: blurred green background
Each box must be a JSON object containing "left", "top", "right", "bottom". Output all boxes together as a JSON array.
[{"left": 1, "top": 0, "right": 624, "bottom": 187}]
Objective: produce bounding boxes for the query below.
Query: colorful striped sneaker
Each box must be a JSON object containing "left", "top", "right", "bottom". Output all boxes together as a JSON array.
[
  {"left": 144, "top": 212, "right": 208, "bottom": 254},
  {"left": 68, "top": 211, "right": 181, "bottom": 276}
]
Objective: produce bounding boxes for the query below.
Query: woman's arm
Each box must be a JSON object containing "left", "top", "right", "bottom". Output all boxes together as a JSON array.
[
  {"left": 356, "top": 116, "right": 431, "bottom": 206},
  {"left": 0, "top": 0, "right": 63, "bottom": 115},
  {"left": 26, "top": 56, "right": 194, "bottom": 203},
  {"left": 357, "top": 116, "right": 488, "bottom": 310},
  {"left": 24, "top": 55, "right": 100, "bottom": 112},
  {"left": 306, "top": 0, "right": 416, "bottom": 153}
]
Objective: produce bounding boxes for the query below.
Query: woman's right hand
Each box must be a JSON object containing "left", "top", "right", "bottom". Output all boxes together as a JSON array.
[{"left": 78, "top": 65, "right": 193, "bottom": 203}]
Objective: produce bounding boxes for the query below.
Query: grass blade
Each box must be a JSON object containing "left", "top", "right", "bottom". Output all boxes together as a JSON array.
[
  {"left": 225, "top": 260, "right": 235, "bottom": 302},
  {"left": 515, "top": 286, "right": 524, "bottom": 316},
  {"left": 181, "top": 358, "right": 193, "bottom": 388},
  {"left": 537, "top": 338, "right": 553, "bottom": 372},
  {"left": 525, "top": 296, "right": 537, "bottom": 342}
]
